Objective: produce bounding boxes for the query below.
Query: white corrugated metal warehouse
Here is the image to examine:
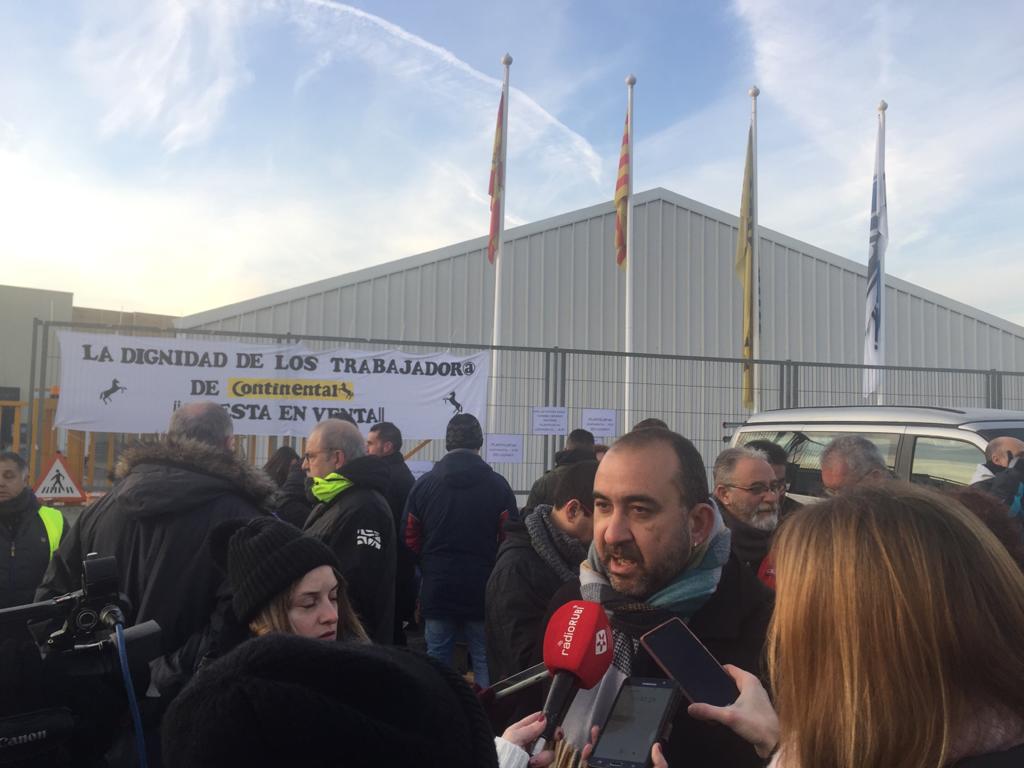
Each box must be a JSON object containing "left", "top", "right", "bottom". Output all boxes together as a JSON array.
[{"left": 177, "top": 187, "right": 1024, "bottom": 489}]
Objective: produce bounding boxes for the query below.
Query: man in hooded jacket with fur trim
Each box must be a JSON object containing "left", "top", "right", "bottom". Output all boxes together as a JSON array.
[{"left": 36, "top": 402, "right": 275, "bottom": 701}]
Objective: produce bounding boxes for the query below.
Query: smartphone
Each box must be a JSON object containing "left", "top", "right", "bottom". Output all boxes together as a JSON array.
[
  {"left": 587, "top": 677, "right": 680, "bottom": 768},
  {"left": 639, "top": 617, "right": 738, "bottom": 707}
]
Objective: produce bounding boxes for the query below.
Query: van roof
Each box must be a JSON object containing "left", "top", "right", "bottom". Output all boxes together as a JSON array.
[{"left": 742, "top": 406, "right": 1024, "bottom": 428}]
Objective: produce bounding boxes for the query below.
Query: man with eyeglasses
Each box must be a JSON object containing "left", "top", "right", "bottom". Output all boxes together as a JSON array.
[
  {"left": 745, "top": 439, "right": 802, "bottom": 519},
  {"left": 302, "top": 418, "right": 396, "bottom": 644},
  {"left": 713, "top": 447, "right": 782, "bottom": 588}
]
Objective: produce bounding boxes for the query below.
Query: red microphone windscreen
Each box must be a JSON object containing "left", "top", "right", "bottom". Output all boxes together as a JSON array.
[{"left": 542, "top": 600, "right": 613, "bottom": 689}]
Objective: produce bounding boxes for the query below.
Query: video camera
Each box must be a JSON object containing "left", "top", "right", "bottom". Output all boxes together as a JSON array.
[{"left": 0, "top": 553, "right": 161, "bottom": 767}]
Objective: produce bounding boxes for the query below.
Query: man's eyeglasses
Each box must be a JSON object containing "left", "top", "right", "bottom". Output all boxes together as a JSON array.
[{"left": 725, "top": 480, "right": 788, "bottom": 495}]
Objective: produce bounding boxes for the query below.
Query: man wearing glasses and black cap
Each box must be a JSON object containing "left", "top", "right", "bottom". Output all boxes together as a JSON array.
[{"left": 713, "top": 446, "right": 783, "bottom": 588}]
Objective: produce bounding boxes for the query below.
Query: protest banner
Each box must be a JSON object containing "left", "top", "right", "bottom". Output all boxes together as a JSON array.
[{"left": 54, "top": 332, "right": 489, "bottom": 437}]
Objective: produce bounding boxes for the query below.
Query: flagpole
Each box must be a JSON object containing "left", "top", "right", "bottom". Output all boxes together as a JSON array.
[
  {"left": 623, "top": 74, "right": 636, "bottom": 429},
  {"left": 876, "top": 99, "right": 887, "bottom": 407},
  {"left": 749, "top": 85, "right": 761, "bottom": 413},
  {"left": 863, "top": 100, "right": 888, "bottom": 405},
  {"left": 488, "top": 53, "right": 512, "bottom": 433}
]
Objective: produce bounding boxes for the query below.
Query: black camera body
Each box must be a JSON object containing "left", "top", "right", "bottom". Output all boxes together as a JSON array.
[{"left": 0, "top": 554, "right": 161, "bottom": 767}]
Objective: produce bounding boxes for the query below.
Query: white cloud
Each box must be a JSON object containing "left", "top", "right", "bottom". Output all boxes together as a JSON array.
[
  {"left": 71, "top": 0, "right": 249, "bottom": 151},
  {"left": 289, "top": 0, "right": 604, "bottom": 190}
]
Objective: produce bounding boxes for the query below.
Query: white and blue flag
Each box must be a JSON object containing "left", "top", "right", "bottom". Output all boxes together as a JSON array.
[{"left": 864, "top": 103, "right": 888, "bottom": 398}]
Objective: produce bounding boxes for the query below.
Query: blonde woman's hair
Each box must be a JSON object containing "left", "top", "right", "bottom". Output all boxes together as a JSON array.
[
  {"left": 250, "top": 568, "right": 369, "bottom": 643},
  {"left": 769, "top": 482, "right": 1024, "bottom": 768}
]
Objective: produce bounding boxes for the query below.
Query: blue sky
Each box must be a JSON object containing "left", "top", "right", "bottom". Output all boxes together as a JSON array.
[{"left": 2, "top": 0, "right": 1023, "bottom": 326}]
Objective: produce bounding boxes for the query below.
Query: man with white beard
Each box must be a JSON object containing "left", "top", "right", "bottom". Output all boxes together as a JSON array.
[{"left": 713, "top": 447, "right": 782, "bottom": 588}]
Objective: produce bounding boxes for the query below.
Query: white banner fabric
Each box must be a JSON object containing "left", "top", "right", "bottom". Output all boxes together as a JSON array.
[{"left": 54, "top": 332, "right": 490, "bottom": 437}]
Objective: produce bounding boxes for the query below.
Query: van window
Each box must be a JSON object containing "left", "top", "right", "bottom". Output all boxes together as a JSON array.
[
  {"left": 910, "top": 437, "right": 984, "bottom": 489},
  {"left": 736, "top": 430, "right": 899, "bottom": 497}
]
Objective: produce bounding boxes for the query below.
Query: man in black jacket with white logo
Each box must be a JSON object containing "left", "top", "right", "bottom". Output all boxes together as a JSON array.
[{"left": 302, "top": 418, "right": 396, "bottom": 644}]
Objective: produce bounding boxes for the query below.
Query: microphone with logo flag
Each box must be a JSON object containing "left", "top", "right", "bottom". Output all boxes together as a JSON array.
[{"left": 532, "top": 600, "right": 612, "bottom": 754}]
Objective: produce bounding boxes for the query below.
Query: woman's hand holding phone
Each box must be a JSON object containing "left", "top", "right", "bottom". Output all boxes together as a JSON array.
[
  {"left": 580, "top": 725, "right": 669, "bottom": 768},
  {"left": 686, "top": 665, "right": 780, "bottom": 759}
]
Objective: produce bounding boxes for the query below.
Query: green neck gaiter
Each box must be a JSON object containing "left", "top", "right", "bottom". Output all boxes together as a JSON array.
[{"left": 311, "top": 472, "right": 353, "bottom": 503}]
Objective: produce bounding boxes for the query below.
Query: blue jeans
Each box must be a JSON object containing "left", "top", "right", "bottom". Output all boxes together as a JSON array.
[{"left": 424, "top": 618, "right": 490, "bottom": 688}]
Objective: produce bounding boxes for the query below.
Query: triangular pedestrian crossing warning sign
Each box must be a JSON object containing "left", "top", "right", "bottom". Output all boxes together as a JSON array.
[{"left": 35, "top": 455, "right": 87, "bottom": 504}]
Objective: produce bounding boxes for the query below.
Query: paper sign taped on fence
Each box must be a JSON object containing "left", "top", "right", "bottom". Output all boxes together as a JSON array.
[
  {"left": 35, "top": 455, "right": 87, "bottom": 503},
  {"left": 486, "top": 434, "right": 523, "bottom": 464},
  {"left": 581, "top": 408, "right": 617, "bottom": 437},
  {"left": 532, "top": 407, "right": 568, "bottom": 435}
]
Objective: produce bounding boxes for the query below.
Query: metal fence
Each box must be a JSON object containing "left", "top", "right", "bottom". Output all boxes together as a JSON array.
[{"left": 22, "top": 319, "right": 1024, "bottom": 495}]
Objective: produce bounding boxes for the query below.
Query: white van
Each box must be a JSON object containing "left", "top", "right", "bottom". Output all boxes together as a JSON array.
[{"left": 729, "top": 406, "right": 1024, "bottom": 502}]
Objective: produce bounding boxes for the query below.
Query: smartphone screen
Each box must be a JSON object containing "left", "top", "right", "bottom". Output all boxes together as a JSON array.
[
  {"left": 640, "top": 618, "right": 738, "bottom": 707},
  {"left": 588, "top": 678, "right": 678, "bottom": 768}
]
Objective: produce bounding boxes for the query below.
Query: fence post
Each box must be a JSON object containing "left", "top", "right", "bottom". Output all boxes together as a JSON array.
[
  {"left": 542, "top": 351, "right": 553, "bottom": 473},
  {"left": 986, "top": 370, "right": 1003, "bottom": 409},
  {"left": 790, "top": 362, "right": 800, "bottom": 408}
]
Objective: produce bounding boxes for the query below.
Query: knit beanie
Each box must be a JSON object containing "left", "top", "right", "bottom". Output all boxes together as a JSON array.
[
  {"left": 162, "top": 634, "right": 499, "bottom": 768},
  {"left": 446, "top": 413, "right": 483, "bottom": 451},
  {"left": 210, "top": 517, "right": 340, "bottom": 623}
]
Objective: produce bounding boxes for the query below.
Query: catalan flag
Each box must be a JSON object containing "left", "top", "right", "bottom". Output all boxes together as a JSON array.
[
  {"left": 614, "top": 112, "right": 630, "bottom": 268},
  {"left": 487, "top": 93, "right": 505, "bottom": 265},
  {"left": 735, "top": 125, "right": 755, "bottom": 410}
]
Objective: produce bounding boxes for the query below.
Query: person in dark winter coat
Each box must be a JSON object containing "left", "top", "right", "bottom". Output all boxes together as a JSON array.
[
  {"left": 551, "top": 428, "right": 773, "bottom": 768},
  {"left": 403, "top": 414, "right": 517, "bottom": 687},
  {"left": 262, "top": 446, "right": 311, "bottom": 528},
  {"left": 35, "top": 402, "right": 276, "bottom": 701},
  {"left": 524, "top": 429, "right": 596, "bottom": 512},
  {"left": 486, "top": 460, "right": 599, "bottom": 684},
  {"left": 162, "top": 634, "right": 501, "bottom": 768},
  {"left": 0, "top": 451, "right": 67, "bottom": 608},
  {"left": 301, "top": 418, "right": 396, "bottom": 644},
  {"left": 366, "top": 421, "right": 418, "bottom": 644}
]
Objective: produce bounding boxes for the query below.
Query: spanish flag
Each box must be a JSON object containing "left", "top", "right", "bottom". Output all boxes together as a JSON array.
[
  {"left": 614, "top": 112, "right": 630, "bottom": 268},
  {"left": 735, "top": 125, "right": 755, "bottom": 409},
  {"left": 487, "top": 93, "right": 505, "bottom": 265}
]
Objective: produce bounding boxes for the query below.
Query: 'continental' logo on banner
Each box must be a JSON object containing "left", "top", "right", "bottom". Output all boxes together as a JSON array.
[{"left": 228, "top": 379, "right": 355, "bottom": 401}]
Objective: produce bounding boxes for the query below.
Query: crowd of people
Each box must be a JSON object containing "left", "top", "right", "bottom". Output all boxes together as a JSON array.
[{"left": 2, "top": 402, "right": 1024, "bottom": 767}]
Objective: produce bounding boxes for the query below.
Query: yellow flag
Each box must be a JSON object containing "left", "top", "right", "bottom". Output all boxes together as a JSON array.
[{"left": 735, "top": 126, "right": 755, "bottom": 409}]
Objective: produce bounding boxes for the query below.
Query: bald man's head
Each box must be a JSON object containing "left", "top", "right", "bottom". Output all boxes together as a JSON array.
[
  {"left": 168, "top": 402, "right": 234, "bottom": 450},
  {"left": 985, "top": 436, "right": 1024, "bottom": 467}
]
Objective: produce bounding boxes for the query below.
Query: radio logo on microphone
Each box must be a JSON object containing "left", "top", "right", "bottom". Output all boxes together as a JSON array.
[
  {"left": 558, "top": 604, "right": 586, "bottom": 656},
  {"left": 595, "top": 628, "right": 608, "bottom": 655}
]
